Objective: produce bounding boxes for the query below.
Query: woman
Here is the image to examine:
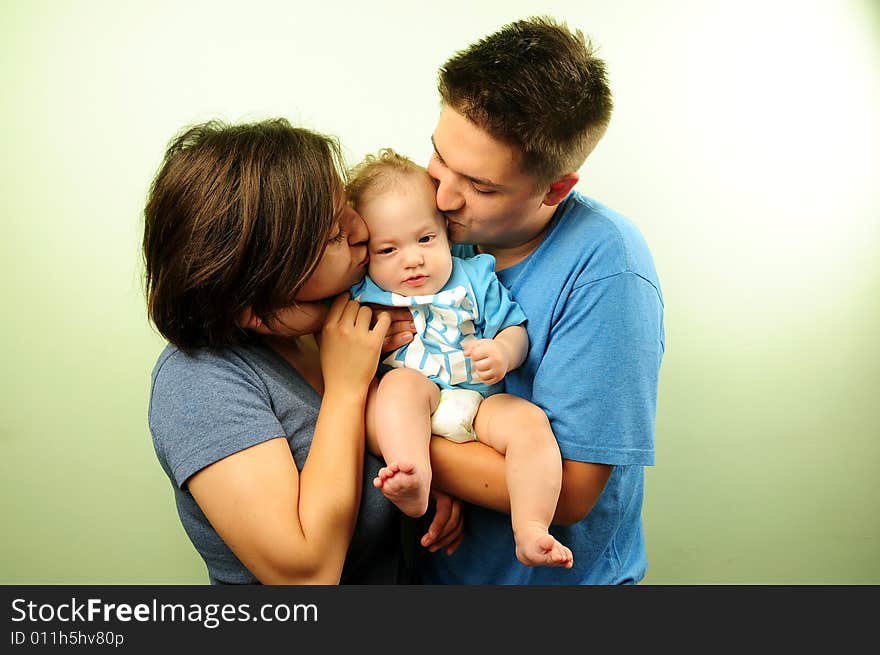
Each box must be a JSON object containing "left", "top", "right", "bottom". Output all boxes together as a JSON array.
[{"left": 143, "top": 118, "right": 461, "bottom": 584}]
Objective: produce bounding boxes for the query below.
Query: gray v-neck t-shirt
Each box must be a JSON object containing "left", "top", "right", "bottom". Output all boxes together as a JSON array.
[{"left": 149, "top": 340, "right": 407, "bottom": 584}]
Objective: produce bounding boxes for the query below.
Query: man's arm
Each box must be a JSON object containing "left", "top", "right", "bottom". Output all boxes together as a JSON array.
[
  {"left": 428, "top": 436, "right": 611, "bottom": 525},
  {"left": 430, "top": 269, "right": 662, "bottom": 525}
]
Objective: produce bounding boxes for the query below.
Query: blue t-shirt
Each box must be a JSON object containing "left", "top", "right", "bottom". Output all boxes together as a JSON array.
[
  {"left": 350, "top": 253, "right": 526, "bottom": 397},
  {"left": 417, "top": 191, "right": 665, "bottom": 584},
  {"left": 148, "top": 340, "right": 408, "bottom": 584}
]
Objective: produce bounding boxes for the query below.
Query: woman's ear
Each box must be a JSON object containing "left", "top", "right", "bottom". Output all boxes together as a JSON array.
[
  {"left": 542, "top": 173, "right": 579, "bottom": 206},
  {"left": 236, "top": 307, "right": 267, "bottom": 333},
  {"left": 237, "top": 302, "right": 330, "bottom": 337}
]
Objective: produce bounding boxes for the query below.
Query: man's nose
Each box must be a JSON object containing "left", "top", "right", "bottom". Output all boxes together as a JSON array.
[{"left": 435, "top": 176, "right": 464, "bottom": 213}]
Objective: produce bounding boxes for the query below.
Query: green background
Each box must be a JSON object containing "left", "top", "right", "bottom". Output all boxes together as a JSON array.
[{"left": 2, "top": 0, "right": 878, "bottom": 584}]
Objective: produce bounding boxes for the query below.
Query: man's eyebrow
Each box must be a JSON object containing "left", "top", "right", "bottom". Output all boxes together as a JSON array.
[{"left": 431, "top": 136, "right": 506, "bottom": 190}]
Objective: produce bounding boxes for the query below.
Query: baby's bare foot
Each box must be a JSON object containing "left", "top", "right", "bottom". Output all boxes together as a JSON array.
[
  {"left": 374, "top": 461, "right": 430, "bottom": 518},
  {"left": 514, "top": 522, "right": 574, "bottom": 569},
  {"left": 373, "top": 463, "right": 400, "bottom": 489}
]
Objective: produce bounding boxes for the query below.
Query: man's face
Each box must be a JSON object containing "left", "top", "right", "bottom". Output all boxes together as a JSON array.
[
  {"left": 359, "top": 172, "right": 453, "bottom": 297},
  {"left": 427, "top": 105, "right": 550, "bottom": 247}
]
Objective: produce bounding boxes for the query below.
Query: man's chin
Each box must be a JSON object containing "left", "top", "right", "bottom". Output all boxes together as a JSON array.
[
  {"left": 447, "top": 228, "right": 477, "bottom": 245},
  {"left": 446, "top": 221, "right": 470, "bottom": 242}
]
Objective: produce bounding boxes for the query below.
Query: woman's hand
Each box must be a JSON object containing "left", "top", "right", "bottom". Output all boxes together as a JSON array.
[
  {"left": 420, "top": 489, "right": 465, "bottom": 555},
  {"left": 362, "top": 304, "right": 415, "bottom": 353},
  {"left": 320, "top": 293, "right": 390, "bottom": 396}
]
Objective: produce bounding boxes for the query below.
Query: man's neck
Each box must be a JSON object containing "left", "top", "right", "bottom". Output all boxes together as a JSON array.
[{"left": 478, "top": 203, "right": 558, "bottom": 270}]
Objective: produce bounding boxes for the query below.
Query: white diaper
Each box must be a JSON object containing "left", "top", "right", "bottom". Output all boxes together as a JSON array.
[{"left": 430, "top": 388, "right": 484, "bottom": 443}]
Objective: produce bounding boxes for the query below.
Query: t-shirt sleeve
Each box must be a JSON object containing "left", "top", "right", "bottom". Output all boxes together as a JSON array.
[
  {"left": 533, "top": 271, "right": 663, "bottom": 465},
  {"left": 351, "top": 275, "right": 398, "bottom": 307},
  {"left": 148, "top": 350, "right": 287, "bottom": 489},
  {"left": 466, "top": 254, "right": 527, "bottom": 339}
]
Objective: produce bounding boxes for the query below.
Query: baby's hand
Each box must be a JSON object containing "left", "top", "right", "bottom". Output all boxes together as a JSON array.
[{"left": 463, "top": 338, "right": 508, "bottom": 385}]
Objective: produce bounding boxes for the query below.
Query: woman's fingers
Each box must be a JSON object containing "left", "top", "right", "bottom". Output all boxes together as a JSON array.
[
  {"left": 339, "top": 296, "right": 363, "bottom": 327},
  {"left": 370, "top": 311, "right": 392, "bottom": 338},
  {"left": 324, "top": 292, "right": 352, "bottom": 325},
  {"left": 355, "top": 303, "right": 375, "bottom": 329},
  {"left": 359, "top": 304, "right": 415, "bottom": 353}
]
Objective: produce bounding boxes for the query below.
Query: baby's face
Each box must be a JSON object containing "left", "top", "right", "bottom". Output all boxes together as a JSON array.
[{"left": 358, "top": 172, "right": 453, "bottom": 296}]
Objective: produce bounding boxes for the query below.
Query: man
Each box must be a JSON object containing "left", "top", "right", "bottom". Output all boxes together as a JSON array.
[{"left": 418, "top": 16, "right": 665, "bottom": 584}]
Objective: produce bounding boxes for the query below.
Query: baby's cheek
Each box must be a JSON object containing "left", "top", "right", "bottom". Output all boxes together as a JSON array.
[{"left": 368, "top": 263, "right": 394, "bottom": 291}]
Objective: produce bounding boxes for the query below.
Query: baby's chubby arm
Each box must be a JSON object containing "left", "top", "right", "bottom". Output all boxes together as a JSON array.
[{"left": 462, "top": 324, "right": 528, "bottom": 386}]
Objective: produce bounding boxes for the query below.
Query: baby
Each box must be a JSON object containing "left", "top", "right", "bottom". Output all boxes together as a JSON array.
[{"left": 349, "top": 149, "right": 572, "bottom": 568}]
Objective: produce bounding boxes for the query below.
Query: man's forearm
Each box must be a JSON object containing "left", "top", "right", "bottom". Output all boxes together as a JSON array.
[
  {"left": 428, "top": 434, "right": 611, "bottom": 525},
  {"left": 428, "top": 437, "right": 510, "bottom": 514}
]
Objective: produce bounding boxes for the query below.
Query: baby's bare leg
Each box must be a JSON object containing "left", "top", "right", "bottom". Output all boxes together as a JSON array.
[
  {"left": 367, "top": 368, "right": 439, "bottom": 517},
  {"left": 474, "top": 394, "right": 573, "bottom": 568}
]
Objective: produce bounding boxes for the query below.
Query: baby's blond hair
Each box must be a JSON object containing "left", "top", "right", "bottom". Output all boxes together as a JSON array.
[{"left": 346, "top": 148, "right": 427, "bottom": 208}]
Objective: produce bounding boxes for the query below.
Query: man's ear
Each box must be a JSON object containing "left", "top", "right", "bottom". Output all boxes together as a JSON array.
[{"left": 542, "top": 173, "right": 579, "bottom": 206}]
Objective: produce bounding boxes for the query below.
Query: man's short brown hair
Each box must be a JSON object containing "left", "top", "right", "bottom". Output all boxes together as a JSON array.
[{"left": 438, "top": 15, "right": 613, "bottom": 186}]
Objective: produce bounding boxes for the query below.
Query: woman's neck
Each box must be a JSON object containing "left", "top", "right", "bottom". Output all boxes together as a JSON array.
[{"left": 264, "top": 334, "right": 324, "bottom": 394}]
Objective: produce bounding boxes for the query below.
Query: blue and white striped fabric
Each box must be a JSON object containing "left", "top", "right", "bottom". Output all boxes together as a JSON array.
[{"left": 350, "top": 253, "right": 527, "bottom": 397}]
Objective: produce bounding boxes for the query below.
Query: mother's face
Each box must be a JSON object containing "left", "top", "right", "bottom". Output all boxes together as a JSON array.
[{"left": 295, "top": 200, "right": 370, "bottom": 302}]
